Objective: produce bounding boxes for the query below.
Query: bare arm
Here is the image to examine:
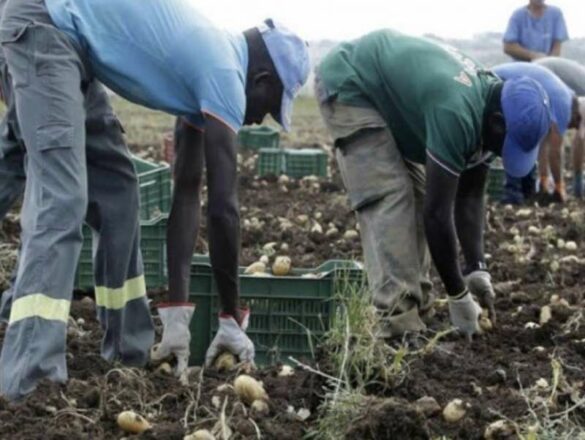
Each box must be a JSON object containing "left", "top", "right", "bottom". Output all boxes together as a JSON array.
[
  {"left": 203, "top": 116, "right": 241, "bottom": 319},
  {"left": 549, "top": 41, "right": 562, "bottom": 57},
  {"left": 548, "top": 125, "right": 563, "bottom": 190},
  {"left": 167, "top": 118, "right": 205, "bottom": 303},
  {"left": 503, "top": 42, "right": 546, "bottom": 62},
  {"left": 424, "top": 159, "right": 466, "bottom": 296},
  {"left": 454, "top": 163, "right": 489, "bottom": 272},
  {"left": 538, "top": 136, "right": 550, "bottom": 190}
]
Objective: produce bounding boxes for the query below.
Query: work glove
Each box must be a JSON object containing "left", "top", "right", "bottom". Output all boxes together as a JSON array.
[
  {"left": 150, "top": 303, "right": 196, "bottom": 376},
  {"left": 205, "top": 308, "right": 255, "bottom": 368},
  {"left": 448, "top": 290, "right": 482, "bottom": 341},
  {"left": 465, "top": 270, "right": 496, "bottom": 323},
  {"left": 574, "top": 173, "right": 583, "bottom": 199}
]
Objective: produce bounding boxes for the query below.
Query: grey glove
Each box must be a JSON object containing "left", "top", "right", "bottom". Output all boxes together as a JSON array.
[
  {"left": 150, "top": 303, "right": 195, "bottom": 376},
  {"left": 205, "top": 309, "right": 255, "bottom": 367},
  {"left": 448, "top": 290, "right": 482, "bottom": 341},
  {"left": 465, "top": 270, "right": 496, "bottom": 323}
]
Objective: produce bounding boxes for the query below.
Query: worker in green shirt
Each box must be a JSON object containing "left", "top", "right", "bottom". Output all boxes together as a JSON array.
[{"left": 315, "top": 30, "right": 551, "bottom": 338}]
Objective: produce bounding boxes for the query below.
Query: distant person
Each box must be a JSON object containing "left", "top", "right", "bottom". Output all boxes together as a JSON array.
[
  {"left": 493, "top": 62, "right": 581, "bottom": 204},
  {"left": 503, "top": 0, "right": 569, "bottom": 62},
  {"left": 315, "top": 29, "right": 551, "bottom": 342},
  {"left": 536, "top": 57, "right": 585, "bottom": 198}
]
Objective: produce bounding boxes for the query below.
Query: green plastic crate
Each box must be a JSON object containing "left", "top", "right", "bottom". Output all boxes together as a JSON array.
[
  {"left": 284, "top": 148, "right": 328, "bottom": 178},
  {"left": 257, "top": 148, "right": 285, "bottom": 176},
  {"left": 74, "top": 215, "right": 168, "bottom": 290},
  {"left": 487, "top": 165, "right": 506, "bottom": 201},
  {"left": 188, "top": 259, "right": 365, "bottom": 366},
  {"left": 238, "top": 126, "right": 280, "bottom": 150},
  {"left": 132, "top": 156, "right": 172, "bottom": 220}
]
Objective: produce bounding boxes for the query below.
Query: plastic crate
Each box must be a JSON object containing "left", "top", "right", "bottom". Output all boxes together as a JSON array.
[
  {"left": 74, "top": 215, "right": 168, "bottom": 290},
  {"left": 284, "top": 148, "right": 328, "bottom": 178},
  {"left": 257, "top": 148, "right": 285, "bottom": 176},
  {"left": 188, "top": 259, "right": 365, "bottom": 366},
  {"left": 487, "top": 165, "right": 506, "bottom": 201},
  {"left": 238, "top": 126, "right": 280, "bottom": 150},
  {"left": 132, "top": 156, "right": 172, "bottom": 220}
]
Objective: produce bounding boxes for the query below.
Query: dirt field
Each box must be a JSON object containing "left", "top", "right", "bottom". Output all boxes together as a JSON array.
[{"left": 1, "top": 98, "right": 585, "bottom": 439}]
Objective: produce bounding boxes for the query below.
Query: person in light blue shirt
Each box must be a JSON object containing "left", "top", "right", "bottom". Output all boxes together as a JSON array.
[
  {"left": 503, "top": 0, "right": 569, "bottom": 62},
  {"left": 0, "top": 0, "right": 309, "bottom": 401},
  {"left": 493, "top": 62, "right": 580, "bottom": 204}
]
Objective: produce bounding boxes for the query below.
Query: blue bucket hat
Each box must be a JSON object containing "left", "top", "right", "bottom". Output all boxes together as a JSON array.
[
  {"left": 258, "top": 19, "right": 310, "bottom": 131},
  {"left": 501, "top": 76, "right": 551, "bottom": 178}
]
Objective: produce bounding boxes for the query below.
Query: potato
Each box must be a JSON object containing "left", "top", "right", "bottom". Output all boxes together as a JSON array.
[
  {"left": 251, "top": 399, "right": 269, "bottom": 416},
  {"left": 479, "top": 317, "right": 493, "bottom": 332},
  {"left": 117, "top": 411, "right": 151, "bottom": 434},
  {"left": 184, "top": 429, "right": 216, "bottom": 440},
  {"left": 343, "top": 229, "right": 359, "bottom": 240},
  {"left": 214, "top": 352, "right": 237, "bottom": 372},
  {"left": 484, "top": 420, "right": 515, "bottom": 439},
  {"left": 156, "top": 362, "right": 173, "bottom": 375},
  {"left": 272, "top": 256, "right": 292, "bottom": 276},
  {"left": 442, "top": 399, "right": 468, "bottom": 423},
  {"left": 244, "top": 261, "right": 266, "bottom": 274},
  {"left": 278, "top": 365, "right": 295, "bottom": 377},
  {"left": 234, "top": 375, "right": 268, "bottom": 404},
  {"left": 539, "top": 305, "right": 552, "bottom": 325}
]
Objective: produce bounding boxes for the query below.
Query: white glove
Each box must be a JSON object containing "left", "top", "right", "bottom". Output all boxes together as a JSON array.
[
  {"left": 205, "top": 309, "right": 255, "bottom": 367},
  {"left": 150, "top": 303, "right": 195, "bottom": 376},
  {"left": 448, "top": 291, "right": 482, "bottom": 341},
  {"left": 465, "top": 271, "right": 496, "bottom": 323}
]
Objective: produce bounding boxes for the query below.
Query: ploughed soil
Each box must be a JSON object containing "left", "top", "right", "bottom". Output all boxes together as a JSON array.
[{"left": 1, "top": 141, "right": 585, "bottom": 437}]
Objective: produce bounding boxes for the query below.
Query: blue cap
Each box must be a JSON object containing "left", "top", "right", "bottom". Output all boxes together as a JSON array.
[
  {"left": 501, "top": 77, "right": 551, "bottom": 178},
  {"left": 258, "top": 19, "right": 310, "bottom": 131}
]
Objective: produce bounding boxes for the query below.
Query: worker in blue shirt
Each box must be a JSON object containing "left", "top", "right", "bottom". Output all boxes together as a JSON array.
[
  {"left": 0, "top": 0, "right": 309, "bottom": 401},
  {"left": 493, "top": 62, "right": 580, "bottom": 204},
  {"left": 503, "top": 0, "right": 569, "bottom": 62}
]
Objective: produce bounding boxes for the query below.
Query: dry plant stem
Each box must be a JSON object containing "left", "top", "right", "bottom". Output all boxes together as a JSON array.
[
  {"left": 288, "top": 357, "right": 345, "bottom": 385},
  {"left": 219, "top": 397, "right": 230, "bottom": 440},
  {"left": 333, "top": 304, "right": 351, "bottom": 405}
]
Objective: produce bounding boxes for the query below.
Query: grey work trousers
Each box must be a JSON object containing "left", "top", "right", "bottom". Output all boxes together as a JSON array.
[
  {"left": 0, "top": 0, "right": 154, "bottom": 400},
  {"left": 319, "top": 100, "right": 433, "bottom": 331}
]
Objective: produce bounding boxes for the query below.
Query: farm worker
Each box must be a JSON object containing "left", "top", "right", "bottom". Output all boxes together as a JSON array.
[
  {"left": 535, "top": 57, "right": 585, "bottom": 198},
  {"left": 0, "top": 0, "right": 308, "bottom": 401},
  {"left": 152, "top": 24, "right": 309, "bottom": 374},
  {"left": 493, "top": 63, "right": 580, "bottom": 204},
  {"left": 503, "top": 0, "right": 569, "bottom": 62},
  {"left": 315, "top": 29, "right": 551, "bottom": 340},
  {"left": 501, "top": 0, "right": 569, "bottom": 204}
]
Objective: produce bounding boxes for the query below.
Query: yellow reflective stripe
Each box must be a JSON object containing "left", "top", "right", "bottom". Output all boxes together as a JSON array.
[
  {"left": 95, "top": 276, "right": 146, "bottom": 310},
  {"left": 10, "top": 294, "right": 70, "bottom": 324}
]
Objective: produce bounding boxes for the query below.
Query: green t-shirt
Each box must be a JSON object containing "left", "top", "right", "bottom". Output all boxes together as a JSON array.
[{"left": 317, "top": 29, "right": 499, "bottom": 175}]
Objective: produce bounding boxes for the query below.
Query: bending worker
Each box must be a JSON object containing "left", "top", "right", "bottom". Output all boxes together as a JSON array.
[
  {"left": 535, "top": 57, "right": 585, "bottom": 198},
  {"left": 315, "top": 29, "right": 551, "bottom": 339},
  {"left": 0, "top": 0, "right": 308, "bottom": 400},
  {"left": 493, "top": 62, "right": 581, "bottom": 204}
]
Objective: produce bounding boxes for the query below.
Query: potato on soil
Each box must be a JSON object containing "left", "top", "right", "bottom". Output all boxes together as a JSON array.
[
  {"left": 442, "top": 399, "right": 468, "bottom": 423},
  {"left": 117, "top": 411, "right": 151, "bottom": 434},
  {"left": 184, "top": 429, "right": 216, "bottom": 440},
  {"left": 251, "top": 399, "right": 269, "bottom": 416},
  {"left": 484, "top": 420, "right": 515, "bottom": 439},
  {"left": 272, "top": 256, "right": 292, "bottom": 276},
  {"left": 278, "top": 365, "right": 295, "bottom": 377},
  {"left": 234, "top": 374, "right": 268, "bottom": 404},
  {"left": 214, "top": 352, "right": 237, "bottom": 372}
]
